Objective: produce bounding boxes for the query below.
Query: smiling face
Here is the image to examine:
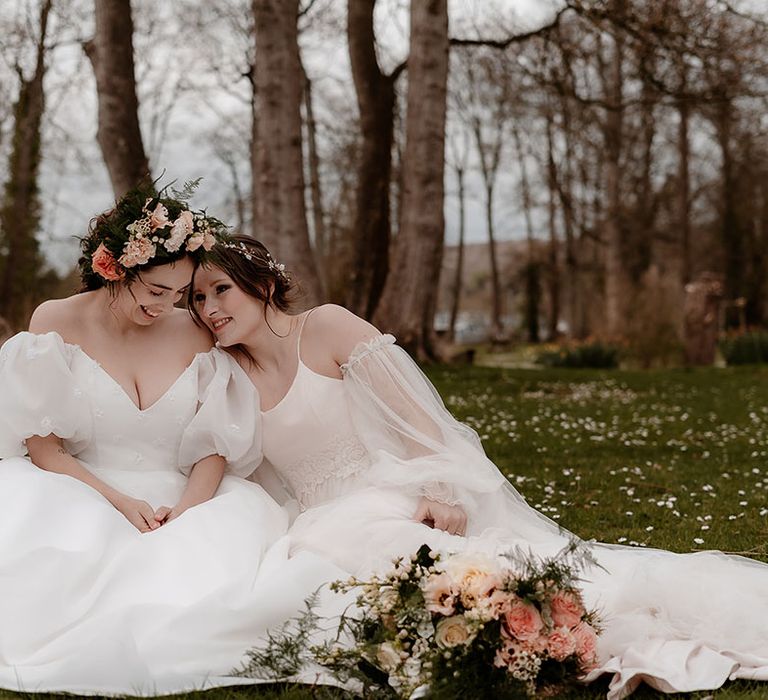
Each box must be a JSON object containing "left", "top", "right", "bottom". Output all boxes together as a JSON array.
[
  {"left": 191, "top": 264, "right": 268, "bottom": 345},
  {"left": 117, "top": 258, "right": 195, "bottom": 326}
]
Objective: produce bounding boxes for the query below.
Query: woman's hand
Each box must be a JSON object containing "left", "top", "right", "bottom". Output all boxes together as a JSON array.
[
  {"left": 154, "top": 505, "right": 185, "bottom": 525},
  {"left": 413, "top": 497, "right": 467, "bottom": 536},
  {"left": 114, "top": 494, "right": 161, "bottom": 533}
]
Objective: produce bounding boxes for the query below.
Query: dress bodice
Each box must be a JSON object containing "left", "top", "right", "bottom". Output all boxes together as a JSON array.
[
  {"left": 260, "top": 320, "right": 371, "bottom": 508},
  {"left": 65, "top": 348, "right": 200, "bottom": 472},
  {"left": 0, "top": 332, "right": 261, "bottom": 478}
]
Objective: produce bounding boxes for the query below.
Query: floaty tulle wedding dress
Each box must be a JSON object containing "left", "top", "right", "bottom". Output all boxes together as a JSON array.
[
  {"left": 0, "top": 331, "right": 347, "bottom": 695},
  {"left": 258, "top": 322, "right": 768, "bottom": 700}
]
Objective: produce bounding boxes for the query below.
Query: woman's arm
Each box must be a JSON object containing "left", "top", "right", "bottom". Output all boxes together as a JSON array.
[
  {"left": 26, "top": 434, "right": 161, "bottom": 532},
  {"left": 155, "top": 454, "right": 226, "bottom": 524}
]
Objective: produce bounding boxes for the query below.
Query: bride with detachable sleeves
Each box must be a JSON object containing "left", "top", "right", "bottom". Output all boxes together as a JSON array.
[
  {"left": 0, "top": 188, "right": 346, "bottom": 695},
  {"left": 192, "top": 234, "right": 768, "bottom": 700}
]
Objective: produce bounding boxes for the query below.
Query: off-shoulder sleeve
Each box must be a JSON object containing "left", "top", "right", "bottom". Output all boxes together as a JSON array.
[
  {"left": 178, "top": 348, "right": 261, "bottom": 478},
  {"left": 340, "top": 334, "right": 508, "bottom": 509},
  {"left": 0, "top": 332, "right": 92, "bottom": 458},
  {"left": 340, "top": 335, "right": 569, "bottom": 540}
]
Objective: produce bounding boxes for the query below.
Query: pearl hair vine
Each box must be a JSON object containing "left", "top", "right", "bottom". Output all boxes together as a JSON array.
[{"left": 220, "top": 241, "right": 290, "bottom": 281}]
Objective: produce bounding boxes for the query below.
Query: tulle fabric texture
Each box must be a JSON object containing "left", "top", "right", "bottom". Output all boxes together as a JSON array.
[{"left": 341, "top": 334, "right": 570, "bottom": 546}]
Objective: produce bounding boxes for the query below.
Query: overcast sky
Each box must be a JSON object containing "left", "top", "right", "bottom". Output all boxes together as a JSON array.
[{"left": 25, "top": 0, "right": 558, "bottom": 274}]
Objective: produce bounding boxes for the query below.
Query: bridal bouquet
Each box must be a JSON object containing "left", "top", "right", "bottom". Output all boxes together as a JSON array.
[{"left": 240, "top": 542, "right": 602, "bottom": 698}]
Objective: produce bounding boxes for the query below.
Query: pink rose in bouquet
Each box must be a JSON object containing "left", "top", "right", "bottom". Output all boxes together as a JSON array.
[
  {"left": 503, "top": 600, "right": 544, "bottom": 641},
  {"left": 547, "top": 627, "right": 577, "bottom": 661},
  {"left": 550, "top": 590, "right": 585, "bottom": 629},
  {"left": 572, "top": 622, "right": 599, "bottom": 669}
]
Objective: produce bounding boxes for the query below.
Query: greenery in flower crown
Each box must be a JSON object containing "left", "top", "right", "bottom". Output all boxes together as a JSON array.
[{"left": 78, "top": 178, "right": 228, "bottom": 291}]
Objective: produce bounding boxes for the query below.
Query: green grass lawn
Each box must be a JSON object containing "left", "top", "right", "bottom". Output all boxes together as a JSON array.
[{"left": 3, "top": 366, "right": 768, "bottom": 700}]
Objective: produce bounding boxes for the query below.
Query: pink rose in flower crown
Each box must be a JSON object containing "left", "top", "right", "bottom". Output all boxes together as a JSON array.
[
  {"left": 547, "top": 626, "right": 577, "bottom": 661},
  {"left": 148, "top": 202, "right": 170, "bottom": 230},
  {"left": 503, "top": 600, "right": 543, "bottom": 641},
  {"left": 186, "top": 230, "right": 205, "bottom": 252},
  {"left": 550, "top": 590, "right": 585, "bottom": 629},
  {"left": 164, "top": 210, "right": 194, "bottom": 252},
  {"left": 572, "top": 622, "right": 599, "bottom": 669},
  {"left": 91, "top": 243, "right": 124, "bottom": 281},
  {"left": 119, "top": 237, "right": 156, "bottom": 268},
  {"left": 202, "top": 231, "right": 217, "bottom": 251}
]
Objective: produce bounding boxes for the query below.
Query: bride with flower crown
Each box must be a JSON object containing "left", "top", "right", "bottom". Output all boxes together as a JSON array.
[
  {"left": 0, "top": 185, "right": 348, "bottom": 695},
  {"left": 192, "top": 235, "right": 768, "bottom": 700}
]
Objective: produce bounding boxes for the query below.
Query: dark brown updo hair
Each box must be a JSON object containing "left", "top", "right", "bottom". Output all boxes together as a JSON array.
[{"left": 188, "top": 234, "right": 296, "bottom": 332}]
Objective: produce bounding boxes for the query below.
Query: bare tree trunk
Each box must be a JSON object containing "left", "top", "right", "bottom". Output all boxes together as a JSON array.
[
  {"left": 302, "top": 65, "right": 327, "bottom": 298},
  {"left": 374, "top": 0, "right": 449, "bottom": 361},
  {"left": 545, "top": 112, "right": 560, "bottom": 341},
  {"left": 511, "top": 121, "right": 539, "bottom": 343},
  {"left": 471, "top": 114, "right": 503, "bottom": 340},
  {"left": 252, "top": 0, "right": 321, "bottom": 304},
  {"left": 714, "top": 96, "right": 742, "bottom": 312},
  {"left": 603, "top": 4, "right": 626, "bottom": 338},
  {"left": 556, "top": 90, "right": 582, "bottom": 339},
  {"left": 449, "top": 164, "right": 466, "bottom": 343},
  {"left": 346, "top": 0, "right": 400, "bottom": 319},
  {"left": 0, "top": 0, "right": 52, "bottom": 331},
  {"left": 84, "top": 0, "right": 150, "bottom": 198},
  {"left": 677, "top": 90, "right": 692, "bottom": 285}
]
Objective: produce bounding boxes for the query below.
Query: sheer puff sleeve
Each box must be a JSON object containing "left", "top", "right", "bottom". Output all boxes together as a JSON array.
[
  {"left": 340, "top": 334, "right": 508, "bottom": 510},
  {"left": 178, "top": 348, "right": 261, "bottom": 478},
  {"left": 0, "top": 332, "right": 92, "bottom": 459}
]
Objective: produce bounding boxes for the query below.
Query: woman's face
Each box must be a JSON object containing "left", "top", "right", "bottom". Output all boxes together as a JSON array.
[
  {"left": 192, "top": 265, "right": 265, "bottom": 346},
  {"left": 119, "top": 258, "right": 195, "bottom": 326}
]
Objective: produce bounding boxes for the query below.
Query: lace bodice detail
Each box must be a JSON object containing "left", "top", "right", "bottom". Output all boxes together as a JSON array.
[{"left": 261, "top": 360, "right": 370, "bottom": 508}]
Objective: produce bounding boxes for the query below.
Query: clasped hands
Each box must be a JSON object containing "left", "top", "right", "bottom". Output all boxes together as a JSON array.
[
  {"left": 114, "top": 494, "right": 184, "bottom": 533},
  {"left": 117, "top": 494, "right": 467, "bottom": 536},
  {"left": 413, "top": 496, "right": 467, "bottom": 536}
]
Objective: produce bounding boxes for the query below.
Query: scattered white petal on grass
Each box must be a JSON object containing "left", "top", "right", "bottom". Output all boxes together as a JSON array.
[
  {"left": 617, "top": 537, "right": 627, "bottom": 543},
  {"left": 645, "top": 526, "right": 654, "bottom": 532},
  {"left": 694, "top": 538, "right": 705, "bottom": 545}
]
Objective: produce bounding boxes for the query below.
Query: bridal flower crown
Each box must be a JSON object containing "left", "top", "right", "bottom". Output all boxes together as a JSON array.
[{"left": 83, "top": 179, "right": 227, "bottom": 283}]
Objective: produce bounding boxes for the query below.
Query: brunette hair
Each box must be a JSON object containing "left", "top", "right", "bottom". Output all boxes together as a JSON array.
[{"left": 188, "top": 234, "right": 296, "bottom": 333}]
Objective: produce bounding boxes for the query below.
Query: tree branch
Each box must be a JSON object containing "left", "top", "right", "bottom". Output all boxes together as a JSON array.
[{"left": 449, "top": 5, "right": 570, "bottom": 49}]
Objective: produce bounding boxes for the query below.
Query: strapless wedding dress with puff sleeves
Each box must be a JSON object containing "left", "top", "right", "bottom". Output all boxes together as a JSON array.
[
  {"left": 0, "top": 331, "right": 346, "bottom": 695},
  {"left": 260, "top": 321, "right": 768, "bottom": 700}
]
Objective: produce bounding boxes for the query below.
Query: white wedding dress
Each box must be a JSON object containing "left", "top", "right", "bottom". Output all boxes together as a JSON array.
[
  {"left": 260, "top": 327, "right": 768, "bottom": 700},
  {"left": 0, "top": 331, "right": 347, "bottom": 696}
]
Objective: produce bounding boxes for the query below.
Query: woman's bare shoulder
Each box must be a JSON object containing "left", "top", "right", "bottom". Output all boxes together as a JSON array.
[
  {"left": 28, "top": 295, "right": 90, "bottom": 337},
  {"left": 305, "top": 304, "right": 381, "bottom": 366}
]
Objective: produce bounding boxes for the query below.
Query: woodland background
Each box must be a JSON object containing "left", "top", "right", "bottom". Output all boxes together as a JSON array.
[{"left": 1, "top": 0, "right": 768, "bottom": 362}]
